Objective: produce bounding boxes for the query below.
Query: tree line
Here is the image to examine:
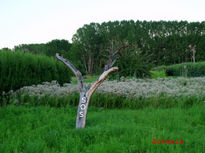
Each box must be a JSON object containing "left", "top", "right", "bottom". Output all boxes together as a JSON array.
[
  {"left": 71, "top": 20, "right": 205, "bottom": 74},
  {"left": 2, "top": 20, "right": 205, "bottom": 76},
  {"left": 13, "top": 39, "right": 72, "bottom": 57}
]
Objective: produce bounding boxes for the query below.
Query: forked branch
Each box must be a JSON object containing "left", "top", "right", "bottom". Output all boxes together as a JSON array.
[
  {"left": 86, "top": 67, "right": 118, "bottom": 98},
  {"left": 56, "top": 53, "right": 85, "bottom": 92},
  {"left": 56, "top": 53, "right": 118, "bottom": 129}
]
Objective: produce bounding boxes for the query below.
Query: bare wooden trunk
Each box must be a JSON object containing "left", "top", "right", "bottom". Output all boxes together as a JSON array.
[
  {"left": 88, "top": 56, "right": 92, "bottom": 73},
  {"left": 56, "top": 53, "right": 118, "bottom": 129},
  {"left": 56, "top": 44, "right": 134, "bottom": 129},
  {"left": 193, "top": 50, "right": 196, "bottom": 63},
  {"left": 76, "top": 92, "right": 90, "bottom": 129}
]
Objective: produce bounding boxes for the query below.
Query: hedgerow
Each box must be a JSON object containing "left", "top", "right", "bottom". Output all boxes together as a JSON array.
[
  {"left": 0, "top": 51, "right": 71, "bottom": 94},
  {"left": 165, "top": 62, "right": 205, "bottom": 77}
]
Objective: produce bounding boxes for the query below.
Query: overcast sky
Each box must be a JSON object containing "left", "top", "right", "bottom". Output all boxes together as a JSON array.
[{"left": 0, "top": 0, "right": 205, "bottom": 49}]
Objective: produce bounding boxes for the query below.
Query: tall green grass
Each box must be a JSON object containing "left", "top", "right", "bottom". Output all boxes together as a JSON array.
[
  {"left": 0, "top": 104, "right": 204, "bottom": 153},
  {"left": 10, "top": 92, "right": 205, "bottom": 109},
  {"left": 0, "top": 51, "right": 71, "bottom": 94}
]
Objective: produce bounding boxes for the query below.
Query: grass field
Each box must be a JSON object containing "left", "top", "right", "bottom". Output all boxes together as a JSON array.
[
  {"left": 1, "top": 74, "right": 205, "bottom": 153},
  {"left": 0, "top": 104, "right": 205, "bottom": 153}
]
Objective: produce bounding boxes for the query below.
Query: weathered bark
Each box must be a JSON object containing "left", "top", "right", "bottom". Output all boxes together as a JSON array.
[
  {"left": 88, "top": 56, "right": 92, "bottom": 73},
  {"left": 76, "top": 91, "right": 87, "bottom": 128},
  {"left": 186, "top": 44, "right": 196, "bottom": 63},
  {"left": 56, "top": 53, "right": 118, "bottom": 129}
]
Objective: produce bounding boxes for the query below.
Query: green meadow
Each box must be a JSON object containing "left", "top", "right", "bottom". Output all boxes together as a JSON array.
[{"left": 0, "top": 104, "right": 205, "bottom": 153}]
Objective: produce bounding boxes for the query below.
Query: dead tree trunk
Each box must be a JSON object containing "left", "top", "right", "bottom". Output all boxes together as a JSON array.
[{"left": 56, "top": 53, "right": 118, "bottom": 129}]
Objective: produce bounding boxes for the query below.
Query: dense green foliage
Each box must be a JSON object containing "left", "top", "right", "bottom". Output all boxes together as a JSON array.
[
  {"left": 164, "top": 61, "right": 205, "bottom": 77},
  {"left": 0, "top": 51, "right": 71, "bottom": 94},
  {"left": 5, "top": 20, "right": 205, "bottom": 77},
  {"left": 72, "top": 20, "right": 205, "bottom": 74},
  {"left": 11, "top": 40, "right": 86, "bottom": 75},
  {"left": 110, "top": 49, "right": 151, "bottom": 79},
  {"left": 0, "top": 104, "right": 204, "bottom": 153}
]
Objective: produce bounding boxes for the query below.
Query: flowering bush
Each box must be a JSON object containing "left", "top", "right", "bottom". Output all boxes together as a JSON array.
[
  {"left": 13, "top": 77, "right": 205, "bottom": 99},
  {"left": 8, "top": 77, "right": 205, "bottom": 108}
]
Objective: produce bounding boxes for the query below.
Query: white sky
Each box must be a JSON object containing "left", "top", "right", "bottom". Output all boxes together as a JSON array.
[{"left": 0, "top": 0, "right": 205, "bottom": 49}]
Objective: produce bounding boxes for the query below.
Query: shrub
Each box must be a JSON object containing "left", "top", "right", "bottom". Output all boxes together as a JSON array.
[
  {"left": 8, "top": 76, "right": 205, "bottom": 107},
  {"left": 0, "top": 51, "right": 71, "bottom": 94},
  {"left": 165, "top": 61, "right": 205, "bottom": 77},
  {"left": 110, "top": 50, "right": 151, "bottom": 79}
]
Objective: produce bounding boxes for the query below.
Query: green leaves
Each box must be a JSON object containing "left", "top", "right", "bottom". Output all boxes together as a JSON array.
[
  {"left": 0, "top": 51, "right": 72, "bottom": 95},
  {"left": 72, "top": 20, "right": 205, "bottom": 74}
]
